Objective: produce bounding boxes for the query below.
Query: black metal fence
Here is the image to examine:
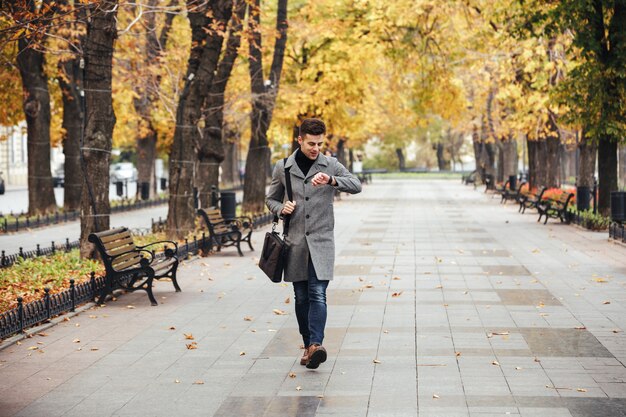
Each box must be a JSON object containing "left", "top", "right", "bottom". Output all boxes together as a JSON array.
[
  {"left": 0, "top": 227, "right": 153, "bottom": 269},
  {"left": 609, "top": 222, "right": 626, "bottom": 243},
  {"left": 0, "top": 197, "right": 168, "bottom": 234},
  {"left": 151, "top": 212, "right": 274, "bottom": 233},
  {"left": 0, "top": 212, "right": 274, "bottom": 340},
  {"left": 1, "top": 238, "right": 80, "bottom": 269}
]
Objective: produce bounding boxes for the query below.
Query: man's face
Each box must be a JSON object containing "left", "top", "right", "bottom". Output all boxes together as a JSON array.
[{"left": 298, "top": 134, "right": 324, "bottom": 160}]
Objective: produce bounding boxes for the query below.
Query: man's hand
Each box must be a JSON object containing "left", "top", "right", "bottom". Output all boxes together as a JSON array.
[
  {"left": 281, "top": 200, "right": 296, "bottom": 215},
  {"left": 311, "top": 172, "right": 334, "bottom": 187}
]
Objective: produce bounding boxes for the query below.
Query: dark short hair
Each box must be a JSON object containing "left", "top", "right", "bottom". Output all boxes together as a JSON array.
[{"left": 299, "top": 118, "right": 326, "bottom": 137}]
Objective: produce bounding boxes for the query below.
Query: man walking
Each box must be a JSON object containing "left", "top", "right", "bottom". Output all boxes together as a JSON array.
[{"left": 266, "top": 118, "right": 362, "bottom": 369}]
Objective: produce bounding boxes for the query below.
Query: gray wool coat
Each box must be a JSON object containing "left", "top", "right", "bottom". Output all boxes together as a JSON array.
[{"left": 266, "top": 152, "right": 362, "bottom": 282}]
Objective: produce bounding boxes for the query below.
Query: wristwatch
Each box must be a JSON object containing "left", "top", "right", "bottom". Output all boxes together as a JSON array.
[{"left": 327, "top": 176, "right": 333, "bottom": 185}]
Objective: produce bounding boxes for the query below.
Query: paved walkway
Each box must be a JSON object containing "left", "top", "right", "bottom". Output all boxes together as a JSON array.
[
  {"left": 1, "top": 178, "right": 626, "bottom": 417},
  {"left": 0, "top": 205, "right": 168, "bottom": 253}
]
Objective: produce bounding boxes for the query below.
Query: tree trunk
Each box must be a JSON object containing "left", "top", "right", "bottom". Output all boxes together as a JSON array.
[
  {"left": 545, "top": 135, "right": 561, "bottom": 188},
  {"left": 396, "top": 148, "right": 406, "bottom": 171},
  {"left": 348, "top": 148, "right": 354, "bottom": 172},
  {"left": 496, "top": 140, "right": 504, "bottom": 183},
  {"left": 498, "top": 136, "right": 517, "bottom": 184},
  {"left": 534, "top": 139, "right": 548, "bottom": 188},
  {"left": 167, "top": 1, "right": 233, "bottom": 238},
  {"left": 58, "top": 56, "right": 83, "bottom": 211},
  {"left": 472, "top": 126, "right": 484, "bottom": 180},
  {"left": 242, "top": 0, "right": 288, "bottom": 213},
  {"left": 577, "top": 130, "right": 596, "bottom": 188},
  {"left": 598, "top": 138, "right": 618, "bottom": 216},
  {"left": 16, "top": 38, "right": 57, "bottom": 215},
  {"left": 618, "top": 145, "right": 626, "bottom": 189},
  {"left": 136, "top": 133, "right": 156, "bottom": 199},
  {"left": 291, "top": 123, "right": 300, "bottom": 153},
  {"left": 336, "top": 138, "right": 347, "bottom": 168},
  {"left": 221, "top": 126, "right": 240, "bottom": 188},
  {"left": 198, "top": 0, "right": 246, "bottom": 208},
  {"left": 527, "top": 137, "right": 538, "bottom": 190},
  {"left": 79, "top": 0, "right": 118, "bottom": 258},
  {"left": 134, "top": 0, "right": 177, "bottom": 200},
  {"left": 484, "top": 142, "right": 496, "bottom": 178}
]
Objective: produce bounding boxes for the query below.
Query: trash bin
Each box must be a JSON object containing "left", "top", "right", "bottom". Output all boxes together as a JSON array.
[
  {"left": 140, "top": 182, "right": 150, "bottom": 200},
  {"left": 577, "top": 186, "right": 591, "bottom": 211},
  {"left": 508, "top": 175, "right": 517, "bottom": 191},
  {"left": 115, "top": 181, "right": 123, "bottom": 197},
  {"left": 611, "top": 191, "right": 626, "bottom": 222},
  {"left": 220, "top": 191, "right": 236, "bottom": 220}
]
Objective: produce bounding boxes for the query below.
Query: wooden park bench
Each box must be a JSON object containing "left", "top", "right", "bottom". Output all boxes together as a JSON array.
[
  {"left": 88, "top": 227, "right": 180, "bottom": 306},
  {"left": 501, "top": 181, "right": 527, "bottom": 204},
  {"left": 489, "top": 178, "right": 509, "bottom": 195},
  {"left": 537, "top": 191, "right": 575, "bottom": 224},
  {"left": 518, "top": 186, "right": 547, "bottom": 214},
  {"left": 462, "top": 170, "right": 477, "bottom": 185},
  {"left": 197, "top": 208, "right": 253, "bottom": 256}
]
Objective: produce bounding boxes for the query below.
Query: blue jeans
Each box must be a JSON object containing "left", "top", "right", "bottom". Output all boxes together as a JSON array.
[{"left": 293, "top": 259, "right": 329, "bottom": 347}]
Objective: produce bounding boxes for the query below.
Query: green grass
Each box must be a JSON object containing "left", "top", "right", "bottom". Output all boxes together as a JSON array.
[{"left": 0, "top": 250, "right": 104, "bottom": 313}]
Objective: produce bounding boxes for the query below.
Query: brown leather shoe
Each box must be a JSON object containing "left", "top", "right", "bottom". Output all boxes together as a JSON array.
[
  {"left": 300, "top": 346, "right": 309, "bottom": 365},
  {"left": 305, "top": 344, "right": 327, "bottom": 369}
]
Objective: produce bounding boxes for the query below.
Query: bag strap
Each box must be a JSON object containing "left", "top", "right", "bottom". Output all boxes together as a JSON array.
[
  {"left": 283, "top": 160, "right": 293, "bottom": 236},
  {"left": 272, "top": 158, "right": 293, "bottom": 236}
]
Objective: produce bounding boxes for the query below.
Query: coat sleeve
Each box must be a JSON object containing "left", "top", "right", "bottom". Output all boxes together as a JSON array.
[
  {"left": 266, "top": 160, "right": 286, "bottom": 216},
  {"left": 332, "top": 159, "right": 362, "bottom": 194}
]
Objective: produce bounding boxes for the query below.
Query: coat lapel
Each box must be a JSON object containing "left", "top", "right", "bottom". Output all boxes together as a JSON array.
[{"left": 284, "top": 152, "right": 305, "bottom": 179}]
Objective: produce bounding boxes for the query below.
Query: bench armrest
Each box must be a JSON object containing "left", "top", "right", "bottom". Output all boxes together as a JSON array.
[
  {"left": 227, "top": 216, "right": 253, "bottom": 229},
  {"left": 137, "top": 240, "right": 179, "bottom": 256}
]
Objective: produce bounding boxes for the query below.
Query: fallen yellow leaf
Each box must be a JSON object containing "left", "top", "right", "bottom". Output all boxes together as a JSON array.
[
  {"left": 273, "top": 309, "right": 287, "bottom": 315},
  {"left": 184, "top": 333, "right": 195, "bottom": 340}
]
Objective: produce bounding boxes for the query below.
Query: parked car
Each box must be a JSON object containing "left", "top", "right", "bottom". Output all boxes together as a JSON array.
[
  {"left": 110, "top": 162, "right": 138, "bottom": 183},
  {"left": 53, "top": 164, "right": 64, "bottom": 188}
]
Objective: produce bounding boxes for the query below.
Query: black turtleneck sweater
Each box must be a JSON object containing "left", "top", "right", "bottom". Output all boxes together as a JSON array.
[{"left": 295, "top": 149, "right": 316, "bottom": 176}]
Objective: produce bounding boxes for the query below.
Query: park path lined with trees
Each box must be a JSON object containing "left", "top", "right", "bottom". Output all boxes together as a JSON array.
[
  {"left": 1, "top": 0, "right": 626, "bottom": 258},
  {"left": 1, "top": 178, "right": 626, "bottom": 416}
]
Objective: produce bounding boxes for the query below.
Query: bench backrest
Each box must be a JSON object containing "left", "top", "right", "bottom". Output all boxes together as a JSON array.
[
  {"left": 556, "top": 192, "right": 574, "bottom": 206},
  {"left": 88, "top": 227, "right": 142, "bottom": 273},
  {"left": 197, "top": 208, "right": 230, "bottom": 236},
  {"left": 535, "top": 186, "right": 547, "bottom": 199}
]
